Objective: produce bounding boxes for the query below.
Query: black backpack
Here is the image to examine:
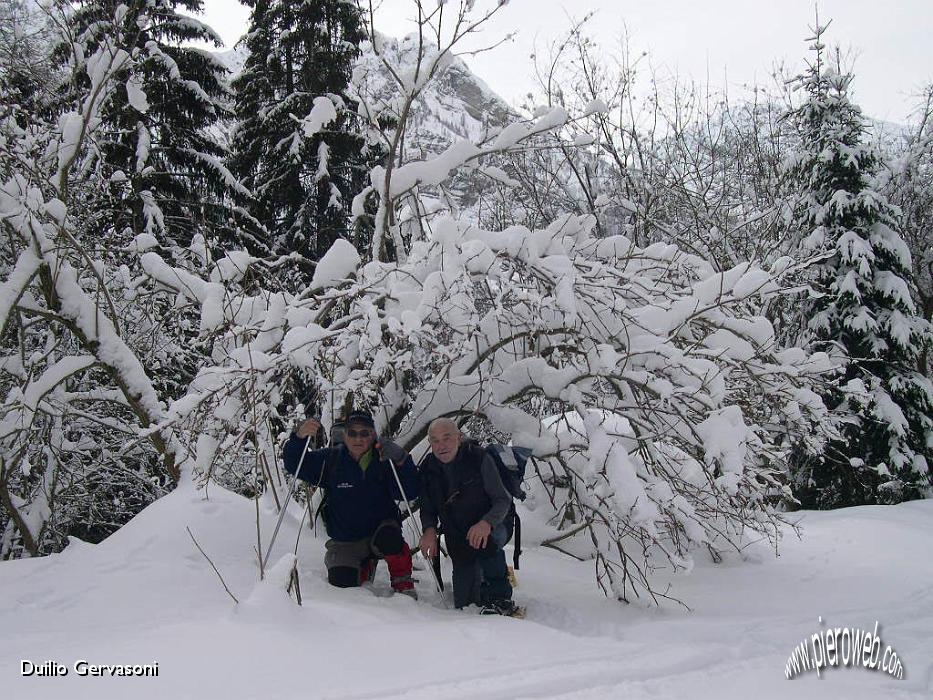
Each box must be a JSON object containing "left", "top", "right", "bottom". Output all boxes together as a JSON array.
[
  {"left": 485, "top": 444, "right": 533, "bottom": 502},
  {"left": 484, "top": 444, "right": 535, "bottom": 570}
]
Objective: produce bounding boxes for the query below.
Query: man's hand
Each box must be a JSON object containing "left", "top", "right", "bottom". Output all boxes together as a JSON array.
[
  {"left": 467, "top": 520, "right": 492, "bottom": 549},
  {"left": 377, "top": 438, "right": 407, "bottom": 464},
  {"left": 419, "top": 528, "right": 438, "bottom": 558},
  {"left": 296, "top": 417, "right": 321, "bottom": 439}
]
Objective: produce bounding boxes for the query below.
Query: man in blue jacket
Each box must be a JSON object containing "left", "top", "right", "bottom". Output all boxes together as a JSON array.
[{"left": 283, "top": 411, "right": 419, "bottom": 597}]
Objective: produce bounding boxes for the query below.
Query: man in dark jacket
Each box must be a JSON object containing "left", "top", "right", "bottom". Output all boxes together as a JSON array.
[
  {"left": 283, "top": 411, "right": 419, "bottom": 597},
  {"left": 418, "top": 418, "right": 520, "bottom": 615}
]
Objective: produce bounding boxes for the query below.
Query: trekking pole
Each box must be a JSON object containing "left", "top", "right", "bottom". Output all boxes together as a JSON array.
[
  {"left": 262, "top": 425, "right": 317, "bottom": 573},
  {"left": 382, "top": 448, "right": 448, "bottom": 606}
]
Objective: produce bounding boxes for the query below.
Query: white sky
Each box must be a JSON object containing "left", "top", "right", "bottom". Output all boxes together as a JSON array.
[{"left": 199, "top": 0, "right": 933, "bottom": 123}]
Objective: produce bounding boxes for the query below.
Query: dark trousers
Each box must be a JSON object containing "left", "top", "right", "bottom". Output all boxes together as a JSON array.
[{"left": 445, "top": 524, "right": 512, "bottom": 609}]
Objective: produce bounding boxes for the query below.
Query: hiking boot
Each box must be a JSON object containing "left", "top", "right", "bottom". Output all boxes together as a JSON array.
[
  {"left": 391, "top": 575, "right": 418, "bottom": 600},
  {"left": 479, "top": 599, "right": 523, "bottom": 617}
]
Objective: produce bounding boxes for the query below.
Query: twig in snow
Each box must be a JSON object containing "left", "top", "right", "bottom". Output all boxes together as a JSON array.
[{"left": 187, "top": 526, "right": 239, "bottom": 604}]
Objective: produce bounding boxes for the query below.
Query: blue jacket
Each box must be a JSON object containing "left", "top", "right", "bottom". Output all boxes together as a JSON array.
[{"left": 282, "top": 436, "right": 420, "bottom": 542}]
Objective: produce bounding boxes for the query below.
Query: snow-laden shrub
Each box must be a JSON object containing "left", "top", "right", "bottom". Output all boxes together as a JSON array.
[
  {"left": 139, "top": 202, "right": 834, "bottom": 601},
  {"left": 1, "top": 1, "right": 836, "bottom": 606}
]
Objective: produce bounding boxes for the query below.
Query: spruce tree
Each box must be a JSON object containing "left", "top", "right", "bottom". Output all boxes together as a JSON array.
[
  {"left": 787, "top": 24, "right": 933, "bottom": 507},
  {"left": 229, "top": 0, "right": 374, "bottom": 261},
  {"left": 64, "top": 0, "right": 236, "bottom": 248}
]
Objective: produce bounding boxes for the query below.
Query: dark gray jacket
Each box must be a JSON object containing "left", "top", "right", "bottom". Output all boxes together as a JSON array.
[{"left": 420, "top": 441, "right": 511, "bottom": 534}]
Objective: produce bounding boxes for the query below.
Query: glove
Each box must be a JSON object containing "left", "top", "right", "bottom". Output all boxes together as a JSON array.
[
  {"left": 378, "top": 438, "right": 407, "bottom": 464},
  {"left": 295, "top": 417, "right": 322, "bottom": 440}
]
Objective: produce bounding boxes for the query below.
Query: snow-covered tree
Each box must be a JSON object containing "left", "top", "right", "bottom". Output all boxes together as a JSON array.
[
  {"left": 135, "top": 2, "right": 836, "bottom": 601},
  {"left": 229, "top": 0, "right": 376, "bottom": 261},
  {"left": 62, "top": 0, "right": 240, "bottom": 249},
  {"left": 509, "top": 16, "right": 802, "bottom": 272},
  {"left": 883, "top": 84, "right": 933, "bottom": 374},
  {"left": 785, "top": 25, "right": 933, "bottom": 508},
  {"left": 0, "top": 2, "right": 197, "bottom": 558},
  {"left": 0, "top": 2, "right": 849, "bottom": 610}
]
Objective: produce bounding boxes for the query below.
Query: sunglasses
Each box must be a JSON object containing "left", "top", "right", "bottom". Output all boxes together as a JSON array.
[{"left": 346, "top": 429, "right": 373, "bottom": 439}]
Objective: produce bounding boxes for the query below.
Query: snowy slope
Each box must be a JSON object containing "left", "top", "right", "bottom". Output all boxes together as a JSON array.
[
  {"left": 2, "top": 476, "right": 931, "bottom": 700},
  {"left": 370, "top": 32, "right": 516, "bottom": 154}
]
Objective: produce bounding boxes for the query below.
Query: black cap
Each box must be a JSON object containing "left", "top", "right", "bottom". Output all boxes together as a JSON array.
[{"left": 345, "top": 411, "right": 375, "bottom": 428}]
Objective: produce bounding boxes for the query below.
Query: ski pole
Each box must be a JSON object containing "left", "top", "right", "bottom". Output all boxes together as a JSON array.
[
  {"left": 381, "top": 446, "right": 447, "bottom": 605},
  {"left": 263, "top": 428, "right": 315, "bottom": 573}
]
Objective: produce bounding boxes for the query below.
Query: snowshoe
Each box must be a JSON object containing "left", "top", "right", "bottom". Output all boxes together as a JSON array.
[{"left": 479, "top": 599, "right": 525, "bottom": 618}]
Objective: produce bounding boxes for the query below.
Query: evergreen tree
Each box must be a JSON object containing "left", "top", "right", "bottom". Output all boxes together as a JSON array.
[
  {"left": 64, "top": 0, "right": 237, "bottom": 248},
  {"left": 229, "top": 0, "right": 375, "bottom": 261},
  {"left": 787, "top": 24, "right": 933, "bottom": 507}
]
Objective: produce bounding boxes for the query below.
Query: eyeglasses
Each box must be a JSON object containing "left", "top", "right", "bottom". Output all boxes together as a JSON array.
[{"left": 346, "top": 429, "right": 372, "bottom": 439}]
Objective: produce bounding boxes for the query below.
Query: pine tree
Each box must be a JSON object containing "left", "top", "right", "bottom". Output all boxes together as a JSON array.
[
  {"left": 787, "top": 24, "right": 933, "bottom": 507},
  {"left": 64, "top": 0, "right": 236, "bottom": 248},
  {"left": 229, "top": 0, "right": 375, "bottom": 261}
]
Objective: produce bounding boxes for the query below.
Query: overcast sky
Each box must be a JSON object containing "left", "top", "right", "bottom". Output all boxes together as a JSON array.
[{"left": 199, "top": 0, "right": 932, "bottom": 123}]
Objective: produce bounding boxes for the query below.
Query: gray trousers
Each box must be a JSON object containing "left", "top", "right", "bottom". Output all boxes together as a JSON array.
[{"left": 323, "top": 519, "right": 402, "bottom": 571}]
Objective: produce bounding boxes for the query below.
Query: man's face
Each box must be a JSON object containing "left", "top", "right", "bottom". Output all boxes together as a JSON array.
[
  {"left": 344, "top": 421, "right": 375, "bottom": 460},
  {"left": 428, "top": 424, "right": 462, "bottom": 464}
]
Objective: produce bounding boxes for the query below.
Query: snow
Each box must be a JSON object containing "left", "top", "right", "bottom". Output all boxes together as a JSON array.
[
  {"left": 871, "top": 388, "right": 909, "bottom": 437},
  {"left": 56, "top": 112, "right": 84, "bottom": 179},
  {"left": 1, "top": 481, "right": 930, "bottom": 699},
  {"left": 310, "top": 239, "right": 360, "bottom": 290},
  {"left": 209, "top": 250, "right": 257, "bottom": 284},
  {"left": 21, "top": 356, "right": 95, "bottom": 410},
  {"left": 140, "top": 252, "right": 215, "bottom": 303},
  {"left": 42, "top": 198, "right": 66, "bottom": 224},
  {"left": 874, "top": 270, "right": 915, "bottom": 311},
  {"left": 582, "top": 99, "right": 609, "bottom": 117},
  {"left": 300, "top": 96, "right": 338, "bottom": 138},
  {"left": 386, "top": 139, "right": 481, "bottom": 197},
  {"left": 53, "top": 259, "right": 165, "bottom": 420},
  {"left": 135, "top": 121, "right": 150, "bottom": 172},
  {"left": 731, "top": 267, "right": 773, "bottom": 299},
  {"left": 478, "top": 165, "right": 518, "bottom": 187},
  {"left": 126, "top": 76, "right": 149, "bottom": 113},
  {"left": 869, "top": 222, "right": 913, "bottom": 270},
  {"left": 129, "top": 233, "right": 159, "bottom": 253},
  {"left": 0, "top": 251, "right": 42, "bottom": 334},
  {"left": 695, "top": 405, "right": 750, "bottom": 479},
  {"left": 185, "top": 150, "right": 251, "bottom": 197},
  {"left": 532, "top": 106, "right": 569, "bottom": 133}
]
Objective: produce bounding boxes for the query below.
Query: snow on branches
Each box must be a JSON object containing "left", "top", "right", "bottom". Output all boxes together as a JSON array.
[
  {"left": 0, "top": 1, "right": 838, "bottom": 607},
  {"left": 0, "top": 1, "right": 219, "bottom": 557},
  {"left": 138, "top": 203, "right": 833, "bottom": 602}
]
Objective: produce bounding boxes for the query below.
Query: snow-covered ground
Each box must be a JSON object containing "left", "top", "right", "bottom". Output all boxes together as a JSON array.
[{"left": 2, "top": 476, "right": 931, "bottom": 700}]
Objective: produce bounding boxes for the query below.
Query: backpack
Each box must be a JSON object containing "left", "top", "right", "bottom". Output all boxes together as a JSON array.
[
  {"left": 485, "top": 444, "right": 533, "bottom": 502},
  {"left": 485, "top": 444, "right": 535, "bottom": 570}
]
